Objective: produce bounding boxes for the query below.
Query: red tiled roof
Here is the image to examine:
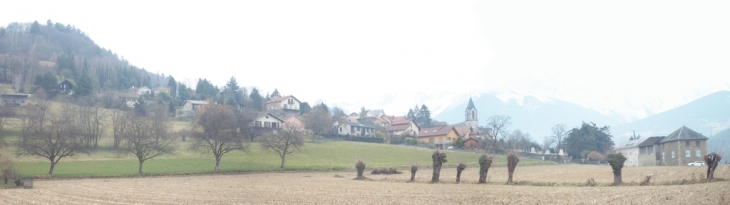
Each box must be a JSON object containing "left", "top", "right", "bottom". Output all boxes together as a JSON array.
[
  {"left": 417, "top": 126, "right": 456, "bottom": 138},
  {"left": 387, "top": 124, "right": 411, "bottom": 132},
  {"left": 454, "top": 126, "right": 474, "bottom": 136},
  {"left": 266, "top": 95, "right": 299, "bottom": 103}
]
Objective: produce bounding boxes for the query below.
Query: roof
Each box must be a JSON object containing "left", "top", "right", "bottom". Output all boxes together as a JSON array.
[
  {"left": 0, "top": 93, "right": 31, "bottom": 97},
  {"left": 387, "top": 124, "right": 411, "bottom": 132},
  {"left": 184, "top": 100, "right": 208, "bottom": 105},
  {"left": 615, "top": 137, "right": 650, "bottom": 150},
  {"left": 390, "top": 119, "right": 420, "bottom": 130},
  {"left": 59, "top": 79, "right": 75, "bottom": 86},
  {"left": 466, "top": 98, "right": 476, "bottom": 110},
  {"left": 152, "top": 86, "right": 171, "bottom": 91},
  {"left": 366, "top": 109, "right": 385, "bottom": 117},
  {"left": 638, "top": 136, "right": 665, "bottom": 147},
  {"left": 255, "top": 112, "right": 285, "bottom": 122},
  {"left": 659, "top": 126, "right": 709, "bottom": 143},
  {"left": 454, "top": 126, "right": 476, "bottom": 136},
  {"left": 417, "top": 126, "right": 457, "bottom": 138},
  {"left": 266, "top": 95, "right": 300, "bottom": 104},
  {"left": 346, "top": 121, "right": 375, "bottom": 129}
]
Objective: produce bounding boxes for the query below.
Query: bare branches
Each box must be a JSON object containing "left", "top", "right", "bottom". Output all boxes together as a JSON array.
[
  {"left": 189, "top": 104, "right": 248, "bottom": 171},
  {"left": 120, "top": 105, "right": 176, "bottom": 174},
  {"left": 551, "top": 123, "right": 567, "bottom": 152},
  {"left": 487, "top": 115, "right": 511, "bottom": 153},
  {"left": 260, "top": 124, "right": 305, "bottom": 169}
]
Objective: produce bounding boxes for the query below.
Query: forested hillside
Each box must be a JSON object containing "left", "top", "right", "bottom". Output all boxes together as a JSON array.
[{"left": 0, "top": 20, "right": 166, "bottom": 93}]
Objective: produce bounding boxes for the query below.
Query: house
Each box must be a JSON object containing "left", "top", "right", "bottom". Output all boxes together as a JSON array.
[
  {"left": 365, "top": 109, "right": 385, "bottom": 117},
  {"left": 636, "top": 136, "right": 665, "bottom": 166},
  {"left": 152, "top": 86, "right": 171, "bottom": 96},
  {"left": 464, "top": 138, "right": 480, "bottom": 149},
  {"left": 108, "top": 91, "right": 140, "bottom": 107},
  {"left": 58, "top": 79, "right": 74, "bottom": 95},
  {"left": 417, "top": 126, "right": 459, "bottom": 150},
  {"left": 129, "top": 86, "right": 152, "bottom": 95},
  {"left": 181, "top": 100, "right": 209, "bottom": 117},
  {"left": 265, "top": 95, "right": 301, "bottom": 115},
  {"left": 348, "top": 112, "right": 359, "bottom": 118},
  {"left": 337, "top": 121, "right": 376, "bottom": 137},
  {"left": 371, "top": 115, "right": 392, "bottom": 127},
  {"left": 656, "top": 126, "right": 708, "bottom": 166},
  {"left": 282, "top": 114, "right": 305, "bottom": 131},
  {"left": 386, "top": 118, "right": 420, "bottom": 136},
  {"left": 614, "top": 137, "right": 650, "bottom": 166},
  {"left": 454, "top": 126, "right": 479, "bottom": 139},
  {"left": 0, "top": 93, "right": 31, "bottom": 106},
  {"left": 252, "top": 113, "right": 284, "bottom": 129}
]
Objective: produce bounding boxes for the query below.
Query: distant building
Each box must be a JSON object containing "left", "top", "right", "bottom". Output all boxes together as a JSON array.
[
  {"left": 181, "top": 100, "right": 209, "bottom": 117},
  {"left": 451, "top": 98, "right": 479, "bottom": 130},
  {"left": 0, "top": 93, "right": 31, "bottom": 106},
  {"left": 58, "top": 79, "right": 74, "bottom": 95},
  {"left": 657, "top": 126, "right": 708, "bottom": 166},
  {"left": 265, "top": 95, "right": 301, "bottom": 115},
  {"left": 614, "top": 137, "right": 650, "bottom": 166},
  {"left": 417, "top": 126, "right": 459, "bottom": 150}
]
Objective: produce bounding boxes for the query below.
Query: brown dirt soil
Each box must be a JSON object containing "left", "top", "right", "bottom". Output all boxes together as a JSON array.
[{"left": 1, "top": 164, "right": 729, "bottom": 204}]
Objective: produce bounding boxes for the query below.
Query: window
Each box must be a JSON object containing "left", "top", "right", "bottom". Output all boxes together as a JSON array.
[
  {"left": 696, "top": 141, "right": 700, "bottom": 147},
  {"left": 640, "top": 147, "right": 646, "bottom": 154},
  {"left": 662, "top": 152, "right": 665, "bottom": 160},
  {"left": 339, "top": 127, "right": 342, "bottom": 132},
  {"left": 696, "top": 150, "right": 701, "bottom": 157},
  {"left": 686, "top": 141, "right": 690, "bottom": 147},
  {"left": 255, "top": 121, "right": 262, "bottom": 127},
  {"left": 686, "top": 150, "right": 690, "bottom": 157},
  {"left": 648, "top": 146, "right": 653, "bottom": 154},
  {"left": 671, "top": 151, "right": 675, "bottom": 158},
  {"left": 264, "top": 122, "right": 270, "bottom": 128}
]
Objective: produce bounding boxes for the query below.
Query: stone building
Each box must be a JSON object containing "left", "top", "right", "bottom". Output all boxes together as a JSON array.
[{"left": 656, "top": 126, "right": 708, "bottom": 166}]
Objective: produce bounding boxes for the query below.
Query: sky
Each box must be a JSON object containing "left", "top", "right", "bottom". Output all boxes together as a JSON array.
[{"left": 2, "top": 0, "right": 729, "bottom": 121}]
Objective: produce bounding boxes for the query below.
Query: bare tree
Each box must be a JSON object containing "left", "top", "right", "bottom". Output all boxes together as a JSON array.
[
  {"left": 75, "top": 97, "right": 106, "bottom": 149},
  {"left": 302, "top": 108, "right": 332, "bottom": 142},
  {"left": 237, "top": 108, "right": 264, "bottom": 142},
  {"left": 110, "top": 108, "right": 129, "bottom": 149},
  {"left": 260, "top": 123, "right": 305, "bottom": 169},
  {"left": 486, "top": 115, "right": 511, "bottom": 152},
  {"left": 17, "top": 102, "right": 87, "bottom": 176},
  {"left": 551, "top": 123, "right": 567, "bottom": 153},
  {"left": 120, "top": 106, "right": 176, "bottom": 174},
  {"left": 189, "top": 104, "right": 248, "bottom": 171}
]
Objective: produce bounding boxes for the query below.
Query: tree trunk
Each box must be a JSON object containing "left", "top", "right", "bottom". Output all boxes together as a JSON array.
[
  {"left": 431, "top": 164, "right": 441, "bottom": 183},
  {"left": 456, "top": 171, "right": 462, "bottom": 183},
  {"left": 479, "top": 169, "right": 489, "bottom": 183},
  {"left": 138, "top": 160, "right": 144, "bottom": 174},
  {"left": 48, "top": 161, "right": 56, "bottom": 176},
  {"left": 507, "top": 171, "right": 513, "bottom": 184},
  {"left": 410, "top": 172, "right": 416, "bottom": 182},
  {"left": 215, "top": 157, "right": 221, "bottom": 171},
  {"left": 613, "top": 174, "right": 622, "bottom": 185},
  {"left": 280, "top": 155, "right": 286, "bottom": 169}
]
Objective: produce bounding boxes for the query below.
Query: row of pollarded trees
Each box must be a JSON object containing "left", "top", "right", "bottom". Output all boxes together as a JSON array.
[
  {"left": 354, "top": 151, "right": 522, "bottom": 184},
  {"left": 9, "top": 99, "right": 307, "bottom": 176}
]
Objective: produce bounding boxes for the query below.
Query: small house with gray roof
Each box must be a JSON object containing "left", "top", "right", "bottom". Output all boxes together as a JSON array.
[
  {"left": 657, "top": 126, "right": 708, "bottom": 166},
  {"left": 636, "top": 136, "right": 665, "bottom": 166}
]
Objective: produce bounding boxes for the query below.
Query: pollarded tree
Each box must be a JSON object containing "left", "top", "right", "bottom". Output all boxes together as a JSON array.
[
  {"left": 704, "top": 153, "right": 722, "bottom": 180},
  {"left": 506, "top": 152, "right": 519, "bottom": 184},
  {"left": 607, "top": 153, "right": 627, "bottom": 185},
  {"left": 260, "top": 123, "right": 306, "bottom": 169},
  {"left": 410, "top": 165, "right": 418, "bottom": 182},
  {"left": 478, "top": 155, "right": 492, "bottom": 183},
  {"left": 456, "top": 163, "right": 466, "bottom": 183},
  {"left": 120, "top": 106, "right": 176, "bottom": 174},
  {"left": 431, "top": 151, "right": 447, "bottom": 183},
  {"left": 189, "top": 103, "right": 248, "bottom": 171},
  {"left": 356, "top": 161, "right": 366, "bottom": 179}
]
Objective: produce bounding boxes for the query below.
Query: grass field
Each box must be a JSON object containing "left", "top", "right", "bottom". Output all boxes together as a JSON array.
[
  {"left": 1, "top": 165, "right": 728, "bottom": 204},
  {"left": 9, "top": 140, "right": 553, "bottom": 177}
]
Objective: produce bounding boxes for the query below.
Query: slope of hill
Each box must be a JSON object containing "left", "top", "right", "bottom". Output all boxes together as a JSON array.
[
  {"left": 707, "top": 128, "right": 730, "bottom": 162},
  {"left": 434, "top": 93, "right": 624, "bottom": 139},
  {"left": 612, "top": 91, "right": 730, "bottom": 143},
  {"left": 0, "top": 21, "right": 166, "bottom": 93}
]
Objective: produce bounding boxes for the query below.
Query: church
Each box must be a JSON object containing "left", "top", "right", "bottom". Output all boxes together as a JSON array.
[{"left": 451, "top": 98, "right": 479, "bottom": 130}]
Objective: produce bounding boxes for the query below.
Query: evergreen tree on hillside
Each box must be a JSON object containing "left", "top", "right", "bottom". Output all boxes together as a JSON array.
[
  {"left": 249, "top": 88, "right": 263, "bottom": 111},
  {"left": 73, "top": 69, "right": 94, "bottom": 98},
  {"left": 167, "top": 76, "right": 177, "bottom": 99},
  {"left": 195, "top": 78, "right": 218, "bottom": 100},
  {"left": 270, "top": 89, "right": 281, "bottom": 99},
  {"left": 406, "top": 109, "right": 415, "bottom": 120},
  {"left": 30, "top": 21, "right": 41, "bottom": 34},
  {"left": 416, "top": 104, "right": 432, "bottom": 128},
  {"left": 177, "top": 83, "right": 192, "bottom": 101},
  {"left": 33, "top": 71, "right": 58, "bottom": 99}
]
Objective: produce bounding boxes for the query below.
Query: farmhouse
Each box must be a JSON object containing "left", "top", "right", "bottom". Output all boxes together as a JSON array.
[
  {"left": 337, "top": 121, "right": 376, "bottom": 137},
  {"left": 252, "top": 113, "right": 284, "bottom": 129},
  {"left": 636, "top": 136, "right": 665, "bottom": 166},
  {"left": 0, "top": 93, "right": 31, "bottom": 106},
  {"left": 182, "top": 100, "right": 209, "bottom": 117},
  {"left": 614, "top": 137, "right": 650, "bottom": 166},
  {"left": 656, "top": 126, "right": 708, "bottom": 166},
  {"left": 417, "top": 126, "right": 459, "bottom": 150},
  {"left": 386, "top": 118, "right": 420, "bottom": 136}
]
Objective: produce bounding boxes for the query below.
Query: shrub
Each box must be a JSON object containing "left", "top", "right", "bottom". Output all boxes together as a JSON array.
[
  {"left": 640, "top": 175, "right": 652, "bottom": 186},
  {"left": 371, "top": 167, "right": 401, "bottom": 175},
  {"left": 585, "top": 178, "right": 597, "bottom": 186},
  {"left": 1, "top": 157, "right": 13, "bottom": 184},
  {"left": 587, "top": 151, "right": 604, "bottom": 161},
  {"left": 607, "top": 153, "right": 627, "bottom": 185}
]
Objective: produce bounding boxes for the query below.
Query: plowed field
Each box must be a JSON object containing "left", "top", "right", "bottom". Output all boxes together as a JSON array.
[{"left": 2, "top": 165, "right": 729, "bottom": 204}]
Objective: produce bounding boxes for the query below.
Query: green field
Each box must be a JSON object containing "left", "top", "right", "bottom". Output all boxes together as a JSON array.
[{"left": 9, "top": 140, "right": 553, "bottom": 178}]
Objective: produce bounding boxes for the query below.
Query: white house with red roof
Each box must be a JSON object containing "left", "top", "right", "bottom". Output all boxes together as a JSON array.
[{"left": 265, "top": 95, "right": 301, "bottom": 114}]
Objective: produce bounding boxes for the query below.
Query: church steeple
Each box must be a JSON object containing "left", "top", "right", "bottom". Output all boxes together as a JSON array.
[{"left": 465, "top": 97, "right": 478, "bottom": 129}]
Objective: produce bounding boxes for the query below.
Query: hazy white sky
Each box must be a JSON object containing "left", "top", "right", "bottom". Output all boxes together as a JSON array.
[{"left": 2, "top": 0, "right": 729, "bottom": 120}]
